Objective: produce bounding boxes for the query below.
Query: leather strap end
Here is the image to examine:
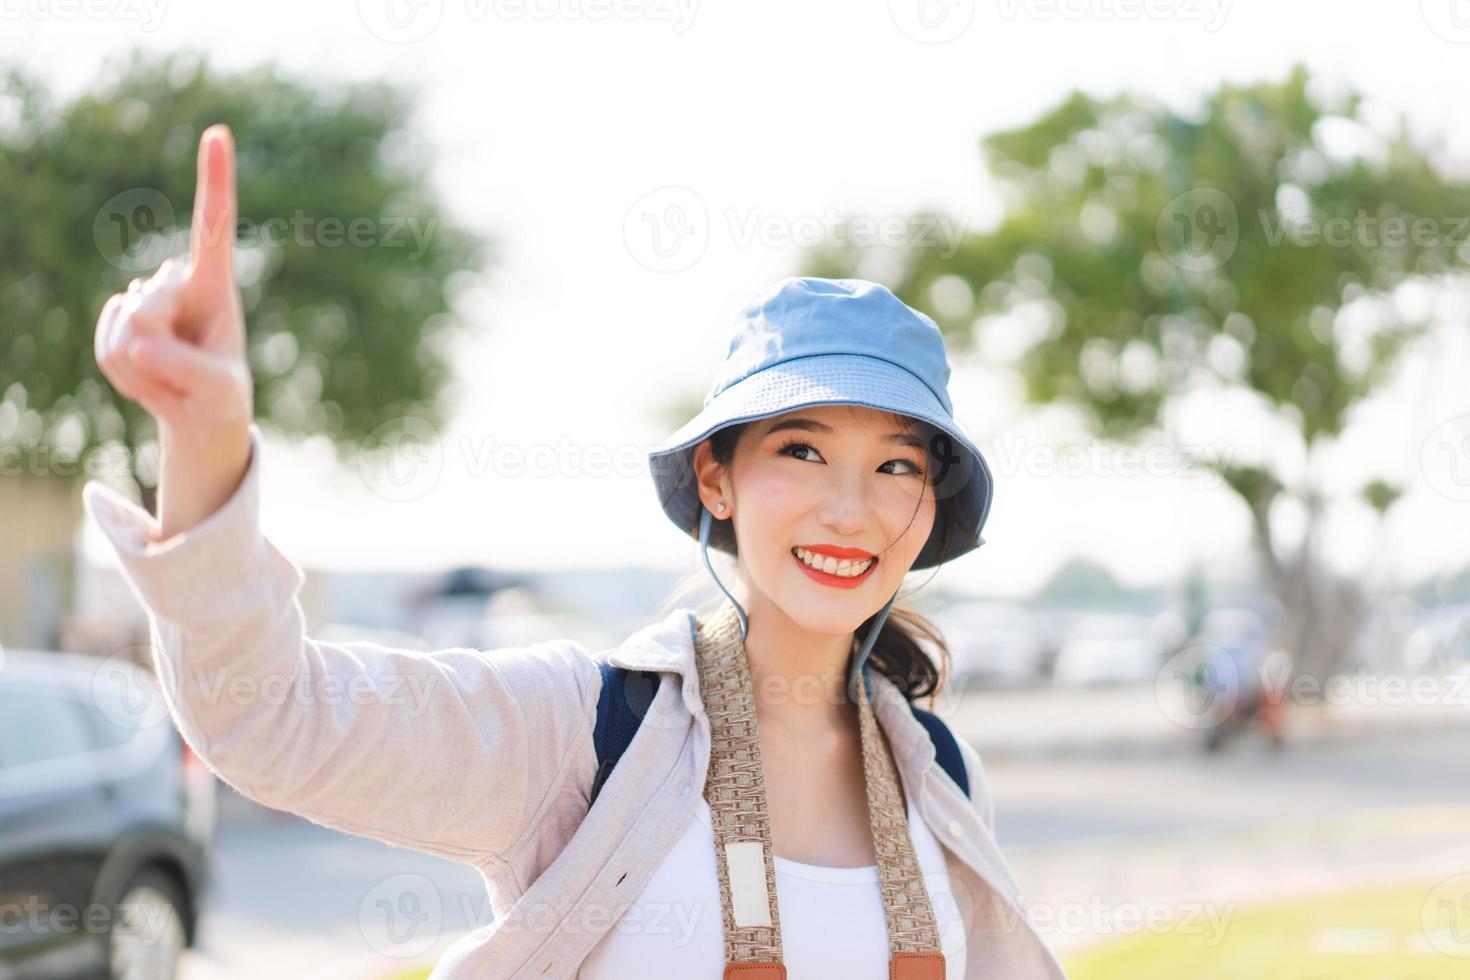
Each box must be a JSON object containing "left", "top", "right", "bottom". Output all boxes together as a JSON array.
[
  {"left": 723, "top": 963, "right": 787, "bottom": 980},
  {"left": 890, "top": 951, "right": 946, "bottom": 980}
]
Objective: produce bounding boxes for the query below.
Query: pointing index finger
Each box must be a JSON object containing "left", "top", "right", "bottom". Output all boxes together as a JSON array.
[{"left": 189, "top": 123, "right": 237, "bottom": 286}]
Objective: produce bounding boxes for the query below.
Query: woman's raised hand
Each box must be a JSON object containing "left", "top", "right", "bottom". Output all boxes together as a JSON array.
[
  {"left": 95, "top": 123, "right": 253, "bottom": 434},
  {"left": 94, "top": 124, "right": 255, "bottom": 538}
]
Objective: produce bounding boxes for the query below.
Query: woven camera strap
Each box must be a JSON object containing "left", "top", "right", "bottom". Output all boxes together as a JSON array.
[{"left": 693, "top": 603, "right": 947, "bottom": 980}]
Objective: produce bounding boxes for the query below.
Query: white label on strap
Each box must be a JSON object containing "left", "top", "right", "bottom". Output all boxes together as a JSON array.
[{"left": 724, "top": 841, "right": 772, "bottom": 927}]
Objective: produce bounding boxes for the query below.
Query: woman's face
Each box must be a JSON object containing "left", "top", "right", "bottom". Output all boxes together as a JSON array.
[{"left": 696, "top": 404, "right": 937, "bottom": 635}]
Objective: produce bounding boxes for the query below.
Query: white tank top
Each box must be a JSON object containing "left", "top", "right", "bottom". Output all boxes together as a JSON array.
[{"left": 578, "top": 791, "right": 968, "bottom": 979}]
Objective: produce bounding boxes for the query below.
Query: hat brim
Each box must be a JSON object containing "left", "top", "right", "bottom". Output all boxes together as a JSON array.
[{"left": 647, "top": 353, "right": 992, "bottom": 570}]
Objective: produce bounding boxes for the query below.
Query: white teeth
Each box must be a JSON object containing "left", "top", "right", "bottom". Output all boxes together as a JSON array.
[{"left": 793, "top": 547, "right": 873, "bottom": 578}]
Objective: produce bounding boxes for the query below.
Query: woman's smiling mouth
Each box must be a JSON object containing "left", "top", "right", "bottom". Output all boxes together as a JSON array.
[{"left": 791, "top": 546, "right": 878, "bottom": 588}]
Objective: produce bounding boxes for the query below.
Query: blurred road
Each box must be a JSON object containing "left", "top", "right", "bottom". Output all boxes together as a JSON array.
[
  {"left": 989, "top": 727, "right": 1470, "bottom": 847},
  {"left": 178, "top": 798, "right": 486, "bottom": 980},
  {"left": 940, "top": 679, "right": 1470, "bottom": 760},
  {"left": 172, "top": 727, "right": 1470, "bottom": 976},
  {"left": 987, "top": 729, "right": 1470, "bottom": 955}
]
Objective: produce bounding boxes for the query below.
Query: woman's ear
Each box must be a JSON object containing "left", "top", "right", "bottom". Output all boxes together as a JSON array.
[{"left": 691, "top": 439, "right": 730, "bottom": 517}]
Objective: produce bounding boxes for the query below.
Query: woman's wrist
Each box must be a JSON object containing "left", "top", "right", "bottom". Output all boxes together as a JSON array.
[{"left": 155, "top": 421, "right": 254, "bottom": 543}]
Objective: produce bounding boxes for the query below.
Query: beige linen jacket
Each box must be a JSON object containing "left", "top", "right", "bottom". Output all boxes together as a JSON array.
[{"left": 82, "top": 423, "right": 1066, "bottom": 979}]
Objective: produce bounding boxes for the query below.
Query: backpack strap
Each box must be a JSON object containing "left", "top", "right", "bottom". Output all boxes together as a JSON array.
[
  {"left": 589, "top": 659, "right": 660, "bottom": 808},
  {"left": 908, "top": 703, "right": 971, "bottom": 799},
  {"left": 589, "top": 662, "right": 972, "bottom": 807}
]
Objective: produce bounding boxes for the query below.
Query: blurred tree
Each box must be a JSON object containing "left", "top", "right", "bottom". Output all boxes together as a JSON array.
[
  {"left": 805, "top": 63, "right": 1469, "bottom": 681},
  {"left": 0, "top": 48, "right": 491, "bottom": 507},
  {"left": 0, "top": 49, "right": 490, "bottom": 648},
  {"left": 1034, "top": 556, "right": 1132, "bottom": 605}
]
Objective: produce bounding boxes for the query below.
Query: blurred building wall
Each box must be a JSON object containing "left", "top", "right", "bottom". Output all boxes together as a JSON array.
[
  {"left": 0, "top": 476, "right": 81, "bottom": 650},
  {"left": 65, "top": 544, "right": 332, "bottom": 661}
]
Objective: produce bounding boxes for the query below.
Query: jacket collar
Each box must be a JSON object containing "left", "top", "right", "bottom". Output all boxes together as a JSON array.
[{"left": 607, "top": 606, "right": 941, "bottom": 775}]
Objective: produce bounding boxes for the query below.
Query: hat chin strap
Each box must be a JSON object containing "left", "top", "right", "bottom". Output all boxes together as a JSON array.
[
  {"left": 699, "top": 505, "right": 749, "bottom": 638},
  {"left": 698, "top": 506, "right": 900, "bottom": 706}
]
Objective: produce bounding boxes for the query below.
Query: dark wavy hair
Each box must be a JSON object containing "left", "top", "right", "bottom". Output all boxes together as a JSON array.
[{"left": 656, "top": 410, "right": 958, "bottom": 705}]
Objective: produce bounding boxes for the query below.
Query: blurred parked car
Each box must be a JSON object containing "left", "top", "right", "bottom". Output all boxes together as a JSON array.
[
  {"left": 1052, "top": 612, "right": 1166, "bottom": 685},
  {"left": 930, "top": 601, "right": 1046, "bottom": 686},
  {"left": 0, "top": 651, "right": 214, "bottom": 980}
]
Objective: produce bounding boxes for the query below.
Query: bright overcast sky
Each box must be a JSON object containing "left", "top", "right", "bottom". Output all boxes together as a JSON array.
[{"left": 22, "top": 0, "right": 1469, "bottom": 597}]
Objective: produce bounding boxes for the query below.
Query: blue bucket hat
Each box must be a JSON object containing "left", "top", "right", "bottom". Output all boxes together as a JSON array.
[{"left": 647, "top": 276, "right": 994, "bottom": 702}]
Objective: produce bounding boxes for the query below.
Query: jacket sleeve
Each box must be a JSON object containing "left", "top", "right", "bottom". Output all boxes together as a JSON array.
[
  {"left": 952, "top": 732, "right": 998, "bottom": 837},
  {"left": 81, "top": 423, "right": 600, "bottom": 866}
]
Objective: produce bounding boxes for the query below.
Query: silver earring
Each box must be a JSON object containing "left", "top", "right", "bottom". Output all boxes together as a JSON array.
[{"left": 715, "top": 502, "right": 726, "bottom": 513}]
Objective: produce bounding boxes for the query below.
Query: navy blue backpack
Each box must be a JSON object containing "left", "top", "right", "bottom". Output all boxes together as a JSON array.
[{"left": 589, "top": 660, "right": 971, "bottom": 807}]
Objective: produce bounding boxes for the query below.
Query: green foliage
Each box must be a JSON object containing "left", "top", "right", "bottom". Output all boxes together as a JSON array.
[
  {"left": 0, "top": 49, "right": 491, "bottom": 487},
  {"left": 1360, "top": 478, "right": 1402, "bottom": 515},
  {"left": 806, "top": 63, "right": 1468, "bottom": 513},
  {"left": 1034, "top": 557, "right": 1131, "bottom": 603}
]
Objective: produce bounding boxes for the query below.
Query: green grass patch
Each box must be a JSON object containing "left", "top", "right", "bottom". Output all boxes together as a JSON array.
[
  {"left": 1064, "top": 879, "right": 1470, "bottom": 979},
  {"left": 382, "top": 968, "right": 431, "bottom": 980}
]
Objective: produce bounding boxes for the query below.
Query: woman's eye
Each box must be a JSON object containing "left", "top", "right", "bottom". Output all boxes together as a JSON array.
[
  {"left": 885, "top": 459, "right": 927, "bottom": 477},
  {"left": 776, "top": 440, "right": 824, "bottom": 462},
  {"left": 777, "top": 440, "right": 925, "bottom": 477}
]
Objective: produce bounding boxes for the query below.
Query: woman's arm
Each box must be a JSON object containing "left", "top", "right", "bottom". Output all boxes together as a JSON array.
[
  {"left": 94, "top": 124, "right": 255, "bottom": 539},
  {"left": 84, "top": 422, "right": 600, "bottom": 865},
  {"left": 89, "top": 123, "right": 599, "bottom": 866}
]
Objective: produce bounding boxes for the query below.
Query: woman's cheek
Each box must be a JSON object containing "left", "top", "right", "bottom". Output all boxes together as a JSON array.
[{"left": 746, "top": 467, "right": 807, "bottom": 515}]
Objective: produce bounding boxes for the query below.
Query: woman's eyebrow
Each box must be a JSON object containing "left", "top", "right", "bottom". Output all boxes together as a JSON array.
[
  {"left": 888, "top": 431, "right": 928, "bottom": 452},
  {"left": 763, "top": 417, "right": 927, "bottom": 451}
]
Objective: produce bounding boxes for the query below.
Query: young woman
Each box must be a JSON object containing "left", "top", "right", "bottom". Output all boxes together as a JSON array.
[{"left": 89, "top": 124, "right": 1066, "bottom": 979}]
